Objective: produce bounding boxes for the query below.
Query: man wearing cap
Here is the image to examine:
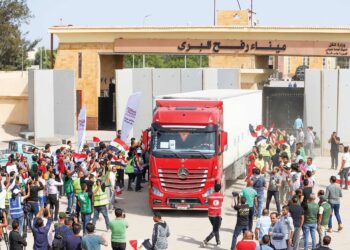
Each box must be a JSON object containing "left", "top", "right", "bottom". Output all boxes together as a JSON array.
[
  {"left": 9, "top": 186, "right": 30, "bottom": 236},
  {"left": 317, "top": 195, "right": 331, "bottom": 247}
]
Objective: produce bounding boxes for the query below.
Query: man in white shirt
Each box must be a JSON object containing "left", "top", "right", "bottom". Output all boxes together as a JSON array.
[
  {"left": 255, "top": 208, "right": 271, "bottom": 241},
  {"left": 305, "top": 127, "right": 315, "bottom": 157},
  {"left": 339, "top": 146, "right": 350, "bottom": 189},
  {"left": 6, "top": 158, "right": 18, "bottom": 174},
  {"left": 305, "top": 157, "right": 317, "bottom": 182}
]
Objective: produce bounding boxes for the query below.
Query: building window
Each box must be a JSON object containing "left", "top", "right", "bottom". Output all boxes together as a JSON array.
[
  {"left": 302, "top": 56, "right": 309, "bottom": 66},
  {"left": 78, "top": 52, "right": 82, "bottom": 78},
  {"left": 323, "top": 58, "right": 326, "bottom": 68},
  {"left": 337, "top": 57, "right": 350, "bottom": 69},
  {"left": 287, "top": 57, "right": 291, "bottom": 74}
]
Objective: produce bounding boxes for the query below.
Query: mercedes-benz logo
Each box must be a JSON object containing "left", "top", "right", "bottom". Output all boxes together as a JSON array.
[{"left": 178, "top": 167, "right": 189, "bottom": 179}]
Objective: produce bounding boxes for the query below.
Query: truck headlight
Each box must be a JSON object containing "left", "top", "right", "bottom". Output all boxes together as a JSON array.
[
  {"left": 202, "top": 188, "right": 215, "bottom": 197},
  {"left": 151, "top": 187, "right": 164, "bottom": 197}
]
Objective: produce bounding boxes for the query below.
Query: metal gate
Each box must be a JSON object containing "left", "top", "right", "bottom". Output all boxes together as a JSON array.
[{"left": 263, "top": 87, "right": 304, "bottom": 131}]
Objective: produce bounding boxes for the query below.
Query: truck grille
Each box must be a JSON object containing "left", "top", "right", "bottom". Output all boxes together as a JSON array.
[{"left": 158, "top": 168, "right": 208, "bottom": 193}]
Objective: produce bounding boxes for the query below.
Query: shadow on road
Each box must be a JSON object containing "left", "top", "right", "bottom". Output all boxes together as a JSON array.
[{"left": 176, "top": 235, "right": 227, "bottom": 250}]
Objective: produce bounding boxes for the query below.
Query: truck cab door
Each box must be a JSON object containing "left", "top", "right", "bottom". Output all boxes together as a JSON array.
[{"left": 142, "top": 129, "right": 150, "bottom": 152}]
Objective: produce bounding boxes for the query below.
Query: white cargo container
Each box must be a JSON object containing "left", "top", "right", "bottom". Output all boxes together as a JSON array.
[{"left": 158, "top": 89, "right": 262, "bottom": 180}]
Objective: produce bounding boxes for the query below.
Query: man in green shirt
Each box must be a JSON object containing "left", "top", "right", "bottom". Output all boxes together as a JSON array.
[
  {"left": 77, "top": 183, "right": 92, "bottom": 235},
  {"left": 317, "top": 195, "right": 331, "bottom": 247},
  {"left": 239, "top": 180, "right": 257, "bottom": 231},
  {"left": 109, "top": 208, "right": 128, "bottom": 250},
  {"left": 302, "top": 193, "right": 319, "bottom": 250},
  {"left": 64, "top": 170, "right": 74, "bottom": 214}
]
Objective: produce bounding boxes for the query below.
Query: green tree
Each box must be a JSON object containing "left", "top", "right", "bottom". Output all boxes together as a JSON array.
[
  {"left": 0, "top": 0, "right": 40, "bottom": 70},
  {"left": 33, "top": 47, "right": 56, "bottom": 69},
  {"left": 124, "top": 54, "right": 209, "bottom": 68}
]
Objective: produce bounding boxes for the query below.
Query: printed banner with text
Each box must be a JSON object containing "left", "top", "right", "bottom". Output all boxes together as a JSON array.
[
  {"left": 121, "top": 92, "right": 142, "bottom": 142},
  {"left": 77, "top": 106, "right": 87, "bottom": 152}
]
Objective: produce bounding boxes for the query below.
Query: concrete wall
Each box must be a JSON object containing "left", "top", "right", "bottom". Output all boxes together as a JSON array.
[
  {"left": 338, "top": 70, "right": 350, "bottom": 145},
  {"left": 28, "top": 70, "right": 75, "bottom": 143},
  {"left": 305, "top": 69, "right": 350, "bottom": 155},
  {"left": 53, "top": 70, "right": 76, "bottom": 137},
  {"left": 33, "top": 70, "right": 55, "bottom": 139},
  {"left": 0, "top": 71, "right": 28, "bottom": 125},
  {"left": 116, "top": 69, "right": 153, "bottom": 139}
]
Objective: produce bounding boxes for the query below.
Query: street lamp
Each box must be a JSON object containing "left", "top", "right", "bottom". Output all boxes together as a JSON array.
[
  {"left": 143, "top": 14, "right": 152, "bottom": 26},
  {"left": 142, "top": 14, "right": 152, "bottom": 68},
  {"left": 213, "top": 0, "right": 216, "bottom": 26}
]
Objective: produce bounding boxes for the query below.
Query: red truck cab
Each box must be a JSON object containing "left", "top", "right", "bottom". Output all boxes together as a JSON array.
[{"left": 144, "top": 99, "right": 227, "bottom": 210}]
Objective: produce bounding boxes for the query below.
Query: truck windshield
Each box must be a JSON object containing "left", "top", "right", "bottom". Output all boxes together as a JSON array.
[{"left": 152, "top": 130, "right": 216, "bottom": 158}]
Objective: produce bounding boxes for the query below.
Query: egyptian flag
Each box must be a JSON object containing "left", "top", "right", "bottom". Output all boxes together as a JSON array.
[
  {"left": 92, "top": 136, "right": 100, "bottom": 143},
  {"left": 72, "top": 152, "right": 88, "bottom": 160},
  {"left": 129, "top": 239, "right": 152, "bottom": 250},
  {"left": 276, "top": 140, "right": 287, "bottom": 145},
  {"left": 109, "top": 138, "right": 129, "bottom": 154},
  {"left": 249, "top": 124, "right": 258, "bottom": 138}
]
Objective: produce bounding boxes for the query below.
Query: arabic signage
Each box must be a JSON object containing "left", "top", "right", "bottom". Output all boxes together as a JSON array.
[
  {"left": 326, "top": 42, "right": 348, "bottom": 56},
  {"left": 114, "top": 39, "right": 350, "bottom": 57},
  {"left": 177, "top": 40, "right": 287, "bottom": 53}
]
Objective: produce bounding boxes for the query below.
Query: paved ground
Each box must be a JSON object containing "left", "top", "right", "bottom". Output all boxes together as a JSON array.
[{"left": 1, "top": 156, "right": 348, "bottom": 250}]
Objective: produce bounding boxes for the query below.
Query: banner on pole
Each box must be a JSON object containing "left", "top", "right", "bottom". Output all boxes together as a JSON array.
[
  {"left": 121, "top": 92, "right": 142, "bottom": 142},
  {"left": 77, "top": 106, "right": 87, "bottom": 152}
]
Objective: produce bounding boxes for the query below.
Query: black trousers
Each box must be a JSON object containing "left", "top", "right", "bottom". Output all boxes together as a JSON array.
[
  {"left": 248, "top": 207, "right": 254, "bottom": 231},
  {"left": 266, "top": 190, "right": 281, "bottom": 215},
  {"left": 47, "top": 194, "right": 59, "bottom": 220},
  {"left": 112, "top": 242, "right": 126, "bottom": 250},
  {"left": 205, "top": 216, "right": 222, "bottom": 243},
  {"left": 117, "top": 169, "right": 124, "bottom": 188},
  {"left": 331, "top": 151, "right": 339, "bottom": 169},
  {"left": 135, "top": 172, "right": 142, "bottom": 191},
  {"left": 142, "top": 165, "right": 149, "bottom": 181},
  {"left": 127, "top": 173, "right": 135, "bottom": 189}
]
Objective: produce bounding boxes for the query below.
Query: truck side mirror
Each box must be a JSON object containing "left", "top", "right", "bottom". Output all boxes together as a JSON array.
[
  {"left": 142, "top": 130, "right": 150, "bottom": 151},
  {"left": 220, "top": 131, "right": 228, "bottom": 152}
]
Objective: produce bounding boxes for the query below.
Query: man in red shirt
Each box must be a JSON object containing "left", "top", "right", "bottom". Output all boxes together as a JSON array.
[
  {"left": 202, "top": 183, "right": 224, "bottom": 247},
  {"left": 235, "top": 231, "right": 256, "bottom": 250}
]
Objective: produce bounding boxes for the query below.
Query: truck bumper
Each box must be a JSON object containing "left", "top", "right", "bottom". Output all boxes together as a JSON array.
[{"left": 149, "top": 178, "right": 216, "bottom": 210}]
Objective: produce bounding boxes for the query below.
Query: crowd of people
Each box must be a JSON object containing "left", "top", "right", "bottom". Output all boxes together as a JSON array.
[
  {"left": 0, "top": 119, "right": 347, "bottom": 250},
  {"left": 0, "top": 130, "right": 170, "bottom": 250},
  {"left": 202, "top": 120, "right": 346, "bottom": 250}
]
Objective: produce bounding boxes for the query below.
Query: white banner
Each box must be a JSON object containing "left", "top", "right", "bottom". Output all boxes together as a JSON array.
[
  {"left": 121, "top": 92, "right": 142, "bottom": 142},
  {"left": 77, "top": 106, "right": 87, "bottom": 152}
]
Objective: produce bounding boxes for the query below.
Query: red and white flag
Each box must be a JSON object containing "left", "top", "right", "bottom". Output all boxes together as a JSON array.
[
  {"left": 129, "top": 239, "right": 151, "bottom": 250},
  {"left": 92, "top": 136, "right": 100, "bottom": 143},
  {"left": 72, "top": 152, "right": 88, "bottom": 159},
  {"left": 110, "top": 138, "right": 129, "bottom": 153}
]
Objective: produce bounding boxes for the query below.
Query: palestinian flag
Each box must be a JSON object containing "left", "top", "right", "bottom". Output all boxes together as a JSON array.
[
  {"left": 255, "top": 135, "right": 267, "bottom": 146},
  {"left": 129, "top": 239, "right": 152, "bottom": 250},
  {"left": 255, "top": 124, "right": 264, "bottom": 132},
  {"left": 249, "top": 124, "right": 258, "bottom": 138}
]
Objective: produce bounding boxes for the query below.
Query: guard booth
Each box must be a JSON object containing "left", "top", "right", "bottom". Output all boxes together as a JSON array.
[{"left": 263, "top": 86, "right": 304, "bottom": 131}]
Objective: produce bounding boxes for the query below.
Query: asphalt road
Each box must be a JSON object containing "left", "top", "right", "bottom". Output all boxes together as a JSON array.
[{"left": 5, "top": 156, "right": 349, "bottom": 250}]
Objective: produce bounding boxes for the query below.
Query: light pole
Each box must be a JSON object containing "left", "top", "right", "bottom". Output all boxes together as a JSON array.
[
  {"left": 213, "top": 0, "right": 216, "bottom": 26},
  {"left": 143, "top": 14, "right": 152, "bottom": 26},
  {"left": 142, "top": 14, "right": 152, "bottom": 68}
]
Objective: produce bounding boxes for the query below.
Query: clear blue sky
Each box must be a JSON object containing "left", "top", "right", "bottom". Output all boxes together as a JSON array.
[{"left": 25, "top": 0, "right": 350, "bottom": 48}]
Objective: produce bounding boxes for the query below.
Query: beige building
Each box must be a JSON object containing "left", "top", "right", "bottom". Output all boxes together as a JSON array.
[{"left": 49, "top": 10, "right": 350, "bottom": 130}]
